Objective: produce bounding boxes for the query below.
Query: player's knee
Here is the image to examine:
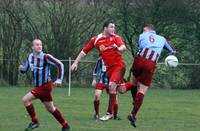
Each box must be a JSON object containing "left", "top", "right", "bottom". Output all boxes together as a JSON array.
[
  {"left": 138, "top": 83, "right": 148, "bottom": 95},
  {"left": 118, "top": 89, "right": 126, "bottom": 94},
  {"left": 95, "top": 94, "right": 101, "bottom": 101},
  {"left": 109, "top": 90, "right": 117, "bottom": 94},
  {"left": 117, "top": 85, "right": 126, "bottom": 94},
  {"left": 22, "top": 96, "right": 29, "bottom": 105},
  {"left": 95, "top": 90, "right": 102, "bottom": 100},
  {"left": 22, "top": 96, "right": 25, "bottom": 103},
  {"left": 46, "top": 106, "right": 56, "bottom": 113},
  {"left": 109, "top": 89, "right": 117, "bottom": 94},
  {"left": 109, "top": 82, "right": 117, "bottom": 94}
]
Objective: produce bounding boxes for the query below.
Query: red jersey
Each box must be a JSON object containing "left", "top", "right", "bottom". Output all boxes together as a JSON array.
[{"left": 82, "top": 33, "right": 125, "bottom": 67}]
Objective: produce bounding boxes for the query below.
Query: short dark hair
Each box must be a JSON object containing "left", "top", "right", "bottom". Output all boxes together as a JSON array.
[
  {"left": 144, "top": 24, "right": 156, "bottom": 31},
  {"left": 103, "top": 20, "right": 115, "bottom": 29},
  {"left": 32, "top": 39, "right": 42, "bottom": 46}
]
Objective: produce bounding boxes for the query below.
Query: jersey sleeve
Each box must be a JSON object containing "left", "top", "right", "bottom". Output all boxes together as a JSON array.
[
  {"left": 20, "top": 55, "right": 30, "bottom": 74},
  {"left": 82, "top": 36, "right": 97, "bottom": 55},
  {"left": 115, "top": 35, "right": 125, "bottom": 47},
  {"left": 164, "top": 40, "right": 176, "bottom": 55},
  {"left": 46, "top": 54, "right": 64, "bottom": 81}
]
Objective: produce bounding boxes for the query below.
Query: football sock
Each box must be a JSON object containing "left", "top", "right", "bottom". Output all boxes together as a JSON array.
[
  {"left": 131, "top": 92, "right": 144, "bottom": 118},
  {"left": 52, "top": 108, "right": 69, "bottom": 128},
  {"left": 94, "top": 100, "right": 100, "bottom": 115},
  {"left": 25, "top": 104, "right": 38, "bottom": 123},
  {"left": 131, "top": 87, "right": 138, "bottom": 101},
  {"left": 114, "top": 103, "right": 119, "bottom": 117},
  {"left": 107, "top": 94, "right": 116, "bottom": 115}
]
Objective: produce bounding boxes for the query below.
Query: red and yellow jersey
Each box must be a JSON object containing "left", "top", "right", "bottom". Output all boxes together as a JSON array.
[{"left": 82, "top": 33, "right": 125, "bottom": 67}]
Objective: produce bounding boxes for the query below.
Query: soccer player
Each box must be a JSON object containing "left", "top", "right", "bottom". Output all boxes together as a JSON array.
[
  {"left": 127, "top": 24, "right": 176, "bottom": 127},
  {"left": 71, "top": 20, "right": 131, "bottom": 121},
  {"left": 92, "top": 57, "right": 121, "bottom": 120},
  {"left": 19, "top": 39, "right": 70, "bottom": 131}
]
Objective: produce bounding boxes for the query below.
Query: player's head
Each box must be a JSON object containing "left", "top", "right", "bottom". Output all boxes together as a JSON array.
[
  {"left": 143, "top": 24, "right": 155, "bottom": 32},
  {"left": 103, "top": 20, "right": 115, "bottom": 36},
  {"left": 32, "top": 39, "right": 43, "bottom": 53}
]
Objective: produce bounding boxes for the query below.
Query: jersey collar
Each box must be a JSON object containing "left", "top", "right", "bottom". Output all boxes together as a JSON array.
[
  {"left": 149, "top": 31, "right": 156, "bottom": 34},
  {"left": 33, "top": 51, "right": 44, "bottom": 58}
]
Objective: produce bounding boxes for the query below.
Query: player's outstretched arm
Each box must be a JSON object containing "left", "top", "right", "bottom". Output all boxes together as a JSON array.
[
  {"left": 46, "top": 54, "right": 64, "bottom": 87},
  {"left": 164, "top": 40, "right": 176, "bottom": 55},
  {"left": 71, "top": 51, "right": 86, "bottom": 71}
]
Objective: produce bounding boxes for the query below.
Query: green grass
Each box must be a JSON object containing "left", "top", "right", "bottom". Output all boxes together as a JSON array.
[{"left": 0, "top": 87, "right": 200, "bottom": 131}]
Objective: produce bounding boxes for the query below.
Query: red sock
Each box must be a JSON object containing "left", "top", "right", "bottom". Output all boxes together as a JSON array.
[
  {"left": 94, "top": 100, "right": 100, "bottom": 115},
  {"left": 131, "top": 92, "right": 144, "bottom": 118},
  {"left": 25, "top": 104, "right": 38, "bottom": 123},
  {"left": 52, "top": 108, "right": 68, "bottom": 128},
  {"left": 131, "top": 87, "right": 138, "bottom": 101},
  {"left": 107, "top": 94, "right": 116, "bottom": 114},
  {"left": 114, "top": 103, "right": 118, "bottom": 117},
  {"left": 125, "top": 82, "right": 136, "bottom": 91}
]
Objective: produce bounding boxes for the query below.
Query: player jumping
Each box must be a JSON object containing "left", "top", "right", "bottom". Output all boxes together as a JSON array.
[{"left": 127, "top": 24, "right": 176, "bottom": 127}]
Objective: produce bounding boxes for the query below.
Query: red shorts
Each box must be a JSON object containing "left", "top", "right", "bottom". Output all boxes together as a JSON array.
[
  {"left": 107, "top": 61, "right": 126, "bottom": 84},
  {"left": 31, "top": 81, "right": 53, "bottom": 102},
  {"left": 131, "top": 56, "right": 156, "bottom": 87},
  {"left": 96, "top": 82, "right": 109, "bottom": 93}
]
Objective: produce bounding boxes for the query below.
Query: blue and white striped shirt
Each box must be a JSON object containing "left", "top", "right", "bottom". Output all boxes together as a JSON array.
[
  {"left": 21, "top": 52, "right": 64, "bottom": 87},
  {"left": 137, "top": 31, "right": 176, "bottom": 63}
]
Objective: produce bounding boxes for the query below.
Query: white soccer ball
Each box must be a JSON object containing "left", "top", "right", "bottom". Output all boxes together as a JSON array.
[{"left": 165, "top": 55, "right": 178, "bottom": 67}]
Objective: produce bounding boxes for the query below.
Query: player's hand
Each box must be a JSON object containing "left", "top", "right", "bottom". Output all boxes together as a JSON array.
[
  {"left": 71, "top": 62, "right": 78, "bottom": 71},
  {"left": 19, "top": 65, "right": 24, "bottom": 71},
  {"left": 92, "top": 79, "right": 97, "bottom": 87},
  {"left": 112, "top": 44, "right": 118, "bottom": 50},
  {"left": 53, "top": 79, "right": 62, "bottom": 87}
]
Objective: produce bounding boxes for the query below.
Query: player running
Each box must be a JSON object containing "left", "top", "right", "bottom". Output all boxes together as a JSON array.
[
  {"left": 19, "top": 39, "right": 70, "bottom": 131},
  {"left": 127, "top": 24, "right": 176, "bottom": 127}
]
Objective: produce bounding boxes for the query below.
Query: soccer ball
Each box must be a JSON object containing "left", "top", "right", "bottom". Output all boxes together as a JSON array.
[{"left": 165, "top": 55, "right": 178, "bottom": 67}]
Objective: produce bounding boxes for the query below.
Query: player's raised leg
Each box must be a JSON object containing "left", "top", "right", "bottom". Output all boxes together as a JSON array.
[{"left": 118, "top": 81, "right": 136, "bottom": 94}]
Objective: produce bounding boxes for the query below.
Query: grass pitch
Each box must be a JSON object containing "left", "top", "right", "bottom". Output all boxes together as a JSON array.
[{"left": 0, "top": 86, "right": 200, "bottom": 131}]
